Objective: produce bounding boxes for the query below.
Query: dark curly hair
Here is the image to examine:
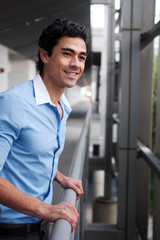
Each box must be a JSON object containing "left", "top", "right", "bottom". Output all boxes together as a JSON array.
[{"left": 37, "top": 18, "right": 88, "bottom": 74}]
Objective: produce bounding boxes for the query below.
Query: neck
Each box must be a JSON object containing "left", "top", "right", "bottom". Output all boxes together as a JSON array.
[{"left": 41, "top": 73, "right": 64, "bottom": 105}]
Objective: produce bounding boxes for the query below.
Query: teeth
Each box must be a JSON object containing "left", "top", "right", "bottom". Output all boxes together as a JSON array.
[
  {"left": 64, "top": 70, "right": 77, "bottom": 76},
  {"left": 69, "top": 73, "right": 76, "bottom": 76}
]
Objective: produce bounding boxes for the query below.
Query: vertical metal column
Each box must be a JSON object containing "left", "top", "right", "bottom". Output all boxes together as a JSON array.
[
  {"left": 136, "top": 1, "right": 154, "bottom": 239},
  {"left": 104, "top": 0, "right": 115, "bottom": 201},
  {"left": 117, "top": 0, "right": 141, "bottom": 239},
  {"left": 153, "top": 37, "right": 160, "bottom": 240}
]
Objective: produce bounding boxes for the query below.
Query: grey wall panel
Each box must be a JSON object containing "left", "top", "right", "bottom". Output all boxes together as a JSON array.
[
  {"left": 129, "top": 31, "right": 140, "bottom": 148},
  {"left": 138, "top": 43, "right": 153, "bottom": 145},
  {"left": 136, "top": 0, "right": 155, "bottom": 239},
  {"left": 119, "top": 31, "right": 130, "bottom": 148},
  {"left": 117, "top": 150, "right": 127, "bottom": 229},
  {"left": 136, "top": 158, "right": 150, "bottom": 240},
  {"left": 153, "top": 37, "right": 160, "bottom": 240}
]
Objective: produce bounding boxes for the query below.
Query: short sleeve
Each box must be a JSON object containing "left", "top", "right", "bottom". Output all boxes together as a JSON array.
[{"left": 0, "top": 92, "right": 24, "bottom": 170}]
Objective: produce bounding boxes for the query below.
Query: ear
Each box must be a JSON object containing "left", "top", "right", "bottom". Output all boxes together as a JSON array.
[{"left": 39, "top": 48, "right": 49, "bottom": 63}]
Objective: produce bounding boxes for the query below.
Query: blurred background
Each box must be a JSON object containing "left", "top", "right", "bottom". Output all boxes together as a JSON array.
[{"left": 0, "top": 0, "right": 160, "bottom": 239}]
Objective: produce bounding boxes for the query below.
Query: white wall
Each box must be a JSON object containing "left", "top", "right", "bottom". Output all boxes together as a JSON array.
[
  {"left": 91, "top": 5, "right": 109, "bottom": 155},
  {"left": 8, "top": 55, "right": 36, "bottom": 88},
  {"left": 0, "top": 45, "right": 36, "bottom": 92},
  {"left": 0, "top": 44, "right": 9, "bottom": 92}
]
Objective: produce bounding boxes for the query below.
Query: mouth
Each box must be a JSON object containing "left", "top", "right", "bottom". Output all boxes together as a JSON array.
[{"left": 63, "top": 69, "right": 79, "bottom": 77}]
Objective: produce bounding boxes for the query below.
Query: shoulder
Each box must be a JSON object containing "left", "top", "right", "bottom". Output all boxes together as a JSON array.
[
  {"left": 0, "top": 80, "right": 34, "bottom": 103},
  {"left": 0, "top": 89, "right": 24, "bottom": 118},
  {"left": 0, "top": 81, "right": 34, "bottom": 121},
  {"left": 9, "top": 80, "right": 33, "bottom": 96},
  {"left": 0, "top": 92, "right": 25, "bottom": 130}
]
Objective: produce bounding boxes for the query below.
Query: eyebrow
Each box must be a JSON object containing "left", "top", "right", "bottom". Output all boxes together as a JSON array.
[{"left": 61, "top": 47, "right": 87, "bottom": 57}]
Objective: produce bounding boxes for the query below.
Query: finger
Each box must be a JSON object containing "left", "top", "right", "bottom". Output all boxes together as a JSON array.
[
  {"left": 75, "top": 181, "right": 84, "bottom": 200},
  {"left": 71, "top": 181, "right": 83, "bottom": 197},
  {"left": 78, "top": 181, "right": 84, "bottom": 194},
  {"left": 76, "top": 190, "right": 83, "bottom": 200},
  {"left": 69, "top": 212, "right": 79, "bottom": 232},
  {"left": 63, "top": 202, "right": 79, "bottom": 232}
]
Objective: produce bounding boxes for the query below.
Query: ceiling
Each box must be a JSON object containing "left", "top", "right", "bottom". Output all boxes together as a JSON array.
[{"left": 0, "top": 0, "right": 91, "bottom": 61}]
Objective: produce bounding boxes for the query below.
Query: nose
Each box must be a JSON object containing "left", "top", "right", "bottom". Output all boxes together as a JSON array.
[{"left": 69, "top": 56, "right": 80, "bottom": 68}]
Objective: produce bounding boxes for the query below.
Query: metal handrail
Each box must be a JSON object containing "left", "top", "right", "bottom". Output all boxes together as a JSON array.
[
  {"left": 49, "top": 106, "right": 92, "bottom": 240},
  {"left": 137, "top": 141, "right": 160, "bottom": 180},
  {"left": 140, "top": 20, "right": 160, "bottom": 50}
]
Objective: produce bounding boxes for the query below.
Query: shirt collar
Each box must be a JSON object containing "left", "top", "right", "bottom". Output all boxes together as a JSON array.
[{"left": 33, "top": 74, "right": 72, "bottom": 110}]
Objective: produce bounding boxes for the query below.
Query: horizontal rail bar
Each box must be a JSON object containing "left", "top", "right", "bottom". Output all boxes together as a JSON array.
[
  {"left": 49, "top": 106, "right": 92, "bottom": 240},
  {"left": 89, "top": 156, "right": 106, "bottom": 170},
  {"left": 137, "top": 141, "right": 160, "bottom": 180},
  {"left": 115, "top": 9, "right": 121, "bottom": 29},
  {"left": 140, "top": 20, "right": 160, "bottom": 50}
]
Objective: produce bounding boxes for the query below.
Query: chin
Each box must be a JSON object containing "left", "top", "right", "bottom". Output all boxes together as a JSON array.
[
  {"left": 66, "top": 83, "right": 76, "bottom": 88},
  {"left": 66, "top": 80, "right": 78, "bottom": 88}
]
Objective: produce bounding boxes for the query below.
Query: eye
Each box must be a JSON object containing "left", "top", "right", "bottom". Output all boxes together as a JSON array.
[
  {"left": 79, "top": 55, "right": 86, "bottom": 62},
  {"left": 63, "top": 52, "right": 71, "bottom": 57}
]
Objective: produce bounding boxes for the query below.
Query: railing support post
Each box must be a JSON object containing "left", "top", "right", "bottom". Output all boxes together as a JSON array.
[
  {"left": 104, "top": 0, "right": 115, "bottom": 201},
  {"left": 117, "top": 0, "right": 141, "bottom": 239}
]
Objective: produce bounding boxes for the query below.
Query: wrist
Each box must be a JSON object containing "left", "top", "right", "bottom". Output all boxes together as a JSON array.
[
  {"left": 36, "top": 201, "right": 50, "bottom": 221},
  {"left": 55, "top": 170, "right": 65, "bottom": 184}
]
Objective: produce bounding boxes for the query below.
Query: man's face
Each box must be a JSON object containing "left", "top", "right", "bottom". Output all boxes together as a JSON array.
[{"left": 42, "top": 36, "right": 87, "bottom": 89}]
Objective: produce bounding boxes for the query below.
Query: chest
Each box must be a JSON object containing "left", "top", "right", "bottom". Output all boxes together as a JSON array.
[{"left": 15, "top": 104, "right": 66, "bottom": 155}]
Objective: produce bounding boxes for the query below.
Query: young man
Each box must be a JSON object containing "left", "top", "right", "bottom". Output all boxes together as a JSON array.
[{"left": 0, "top": 18, "right": 88, "bottom": 239}]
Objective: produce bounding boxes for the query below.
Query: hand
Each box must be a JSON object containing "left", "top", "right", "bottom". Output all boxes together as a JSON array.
[
  {"left": 60, "top": 176, "right": 84, "bottom": 200},
  {"left": 55, "top": 170, "right": 84, "bottom": 200},
  {"left": 43, "top": 202, "right": 79, "bottom": 232}
]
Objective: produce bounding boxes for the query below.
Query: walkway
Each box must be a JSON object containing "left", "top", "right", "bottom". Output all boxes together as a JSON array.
[{"left": 52, "top": 99, "right": 90, "bottom": 205}]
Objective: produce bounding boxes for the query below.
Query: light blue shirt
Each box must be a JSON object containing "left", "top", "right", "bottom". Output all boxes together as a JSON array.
[{"left": 0, "top": 74, "right": 71, "bottom": 223}]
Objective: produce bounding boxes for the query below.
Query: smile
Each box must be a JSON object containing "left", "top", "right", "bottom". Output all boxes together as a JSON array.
[{"left": 63, "top": 69, "right": 79, "bottom": 76}]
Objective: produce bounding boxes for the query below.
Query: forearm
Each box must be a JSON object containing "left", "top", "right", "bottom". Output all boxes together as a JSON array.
[
  {"left": 0, "top": 177, "right": 48, "bottom": 219},
  {"left": 0, "top": 177, "right": 79, "bottom": 231},
  {"left": 54, "top": 169, "right": 66, "bottom": 184}
]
